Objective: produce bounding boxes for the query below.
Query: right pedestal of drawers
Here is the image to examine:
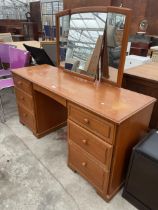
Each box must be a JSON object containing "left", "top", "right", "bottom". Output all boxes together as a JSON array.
[{"left": 68, "top": 102, "right": 154, "bottom": 201}]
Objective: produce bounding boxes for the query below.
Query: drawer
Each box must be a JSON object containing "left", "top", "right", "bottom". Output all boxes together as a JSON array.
[
  {"left": 68, "top": 103, "right": 115, "bottom": 144},
  {"left": 68, "top": 143, "right": 109, "bottom": 191},
  {"left": 13, "top": 74, "right": 32, "bottom": 95},
  {"left": 15, "top": 88, "right": 34, "bottom": 112},
  {"left": 68, "top": 120, "right": 112, "bottom": 169},
  {"left": 18, "top": 105, "right": 36, "bottom": 132}
]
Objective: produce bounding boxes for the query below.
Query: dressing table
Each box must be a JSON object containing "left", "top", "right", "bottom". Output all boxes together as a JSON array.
[{"left": 12, "top": 6, "right": 156, "bottom": 201}]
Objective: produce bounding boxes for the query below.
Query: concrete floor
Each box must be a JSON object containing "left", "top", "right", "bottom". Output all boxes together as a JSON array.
[{"left": 0, "top": 89, "right": 137, "bottom": 210}]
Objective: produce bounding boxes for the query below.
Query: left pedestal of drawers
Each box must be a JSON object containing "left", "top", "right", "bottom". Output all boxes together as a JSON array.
[{"left": 13, "top": 74, "right": 36, "bottom": 134}]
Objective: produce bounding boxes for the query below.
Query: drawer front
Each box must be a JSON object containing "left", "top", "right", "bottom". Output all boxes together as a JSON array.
[
  {"left": 15, "top": 88, "right": 34, "bottom": 112},
  {"left": 18, "top": 105, "right": 36, "bottom": 132},
  {"left": 69, "top": 143, "right": 108, "bottom": 190},
  {"left": 68, "top": 120, "right": 112, "bottom": 169},
  {"left": 68, "top": 103, "right": 115, "bottom": 144},
  {"left": 13, "top": 74, "right": 32, "bottom": 95}
]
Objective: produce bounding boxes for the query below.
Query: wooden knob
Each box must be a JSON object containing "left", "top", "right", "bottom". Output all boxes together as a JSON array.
[
  {"left": 82, "top": 162, "right": 87, "bottom": 167},
  {"left": 20, "top": 96, "right": 24, "bottom": 100},
  {"left": 84, "top": 118, "right": 89, "bottom": 124},
  {"left": 17, "top": 81, "right": 22, "bottom": 85},
  {"left": 82, "top": 139, "right": 87, "bottom": 144},
  {"left": 23, "top": 113, "right": 27, "bottom": 117}
]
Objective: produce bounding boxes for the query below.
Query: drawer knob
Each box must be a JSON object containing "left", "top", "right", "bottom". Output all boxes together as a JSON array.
[
  {"left": 82, "top": 139, "right": 87, "bottom": 144},
  {"left": 17, "top": 81, "right": 22, "bottom": 85},
  {"left": 23, "top": 113, "right": 27, "bottom": 117},
  {"left": 84, "top": 118, "right": 89, "bottom": 124},
  {"left": 82, "top": 162, "right": 87, "bottom": 167},
  {"left": 20, "top": 96, "right": 24, "bottom": 100}
]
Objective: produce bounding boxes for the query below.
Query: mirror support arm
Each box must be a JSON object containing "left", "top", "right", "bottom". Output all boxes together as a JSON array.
[{"left": 101, "top": 31, "right": 109, "bottom": 79}]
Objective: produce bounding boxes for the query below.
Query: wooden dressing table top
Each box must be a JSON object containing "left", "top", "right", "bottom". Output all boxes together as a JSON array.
[
  {"left": 12, "top": 64, "right": 156, "bottom": 124},
  {"left": 124, "top": 62, "right": 158, "bottom": 81},
  {"left": 6, "top": 41, "right": 40, "bottom": 50}
]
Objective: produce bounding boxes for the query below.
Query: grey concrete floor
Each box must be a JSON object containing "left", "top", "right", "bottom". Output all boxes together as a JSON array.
[{"left": 0, "top": 89, "right": 137, "bottom": 210}]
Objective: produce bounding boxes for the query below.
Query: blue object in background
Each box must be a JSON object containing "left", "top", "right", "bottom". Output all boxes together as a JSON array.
[
  {"left": 60, "top": 47, "right": 67, "bottom": 61},
  {"left": 44, "top": 25, "right": 52, "bottom": 39},
  {"left": 44, "top": 25, "right": 62, "bottom": 39},
  {"left": 65, "top": 63, "right": 73, "bottom": 70}
]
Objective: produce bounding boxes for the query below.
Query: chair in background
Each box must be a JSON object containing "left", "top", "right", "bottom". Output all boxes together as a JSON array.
[
  {"left": 9, "top": 47, "right": 31, "bottom": 69},
  {"left": 0, "top": 78, "right": 14, "bottom": 122},
  {"left": 40, "top": 41, "right": 56, "bottom": 65},
  {"left": 0, "top": 43, "right": 12, "bottom": 78},
  {"left": 23, "top": 43, "right": 55, "bottom": 66},
  {"left": 0, "top": 47, "right": 30, "bottom": 122}
]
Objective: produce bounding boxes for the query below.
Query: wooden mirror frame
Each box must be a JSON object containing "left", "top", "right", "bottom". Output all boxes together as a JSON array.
[
  {"left": 101, "top": 7, "right": 132, "bottom": 87},
  {"left": 56, "top": 6, "right": 131, "bottom": 85}
]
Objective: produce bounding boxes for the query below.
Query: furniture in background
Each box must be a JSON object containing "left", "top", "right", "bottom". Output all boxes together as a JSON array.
[
  {"left": 41, "top": 1, "right": 63, "bottom": 39},
  {"left": 0, "top": 46, "right": 30, "bottom": 122},
  {"left": 40, "top": 40, "right": 56, "bottom": 65},
  {"left": 12, "top": 34, "right": 24, "bottom": 41},
  {"left": 22, "top": 22, "right": 39, "bottom": 41},
  {"left": 124, "top": 55, "right": 151, "bottom": 69},
  {"left": 0, "top": 33, "right": 13, "bottom": 42},
  {"left": 0, "top": 78, "right": 14, "bottom": 122},
  {"left": 150, "top": 46, "right": 158, "bottom": 62},
  {"left": 0, "top": 19, "right": 40, "bottom": 41},
  {"left": 9, "top": 47, "right": 30, "bottom": 69},
  {"left": 12, "top": 6, "right": 156, "bottom": 202},
  {"left": 23, "top": 44, "right": 55, "bottom": 66},
  {"left": 123, "top": 62, "right": 158, "bottom": 129},
  {"left": 6, "top": 41, "right": 41, "bottom": 51},
  {"left": 6, "top": 41, "right": 57, "bottom": 64},
  {"left": 123, "top": 130, "right": 158, "bottom": 210},
  {"left": 30, "top": 1, "right": 42, "bottom": 34},
  {"left": 0, "top": 43, "right": 12, "bottom": 77},
  {"left": 151, "top": 51, "right": 158, "bottom": 62},
  {"left": 130, "top": 42, "right": 149, "bottom": 56}
]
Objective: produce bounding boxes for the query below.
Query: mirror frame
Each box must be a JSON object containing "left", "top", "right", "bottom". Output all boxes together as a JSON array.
[{"left": 56, "top": 6, "right": 131, "bottom": 85}]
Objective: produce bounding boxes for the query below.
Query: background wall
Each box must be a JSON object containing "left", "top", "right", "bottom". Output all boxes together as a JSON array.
[
  {"left": 145, "top": 0, "right": 158, "bottom": 35},
  {"left": 63, "top": 0, "right": 158, "bottom": 36},
  {"left": 64, "top": 0, "right": 111, "bottom": 9}
]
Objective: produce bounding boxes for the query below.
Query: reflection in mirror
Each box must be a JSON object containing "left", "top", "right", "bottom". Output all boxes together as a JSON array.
[
  {"left": 60, "top": 12, "right": 107, "bottom": 78},
  {"left": 103, "top": 12, "right": 126, "bottom": 83},
  {"left": 59, "top": 15, "right": 70, "bottom": 63}
]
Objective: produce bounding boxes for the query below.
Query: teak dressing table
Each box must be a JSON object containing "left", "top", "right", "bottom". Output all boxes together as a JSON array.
[
  {"left": 12, "top": 6, "right": 156, "bottom": 201},
  {"left": 12, "top": 64, "right": 155, "bottom": 201}
]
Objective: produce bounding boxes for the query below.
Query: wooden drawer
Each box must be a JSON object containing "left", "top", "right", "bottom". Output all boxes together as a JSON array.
[
  {"left": 18, "top": 105, "right": 36, "bottom": 132},
  {"left": 15, "top": 88, "right": 34, "bottom": 113},
  {"left": 68, "top": 103, "right": 115, "bottom": 144},
  {"left": 13, "top": 74, "right": 32, "bottom": 95},
  {"left": 68, "top": 143, "right": 109, "bottom": 191},
  {"left": 68, "top": 120, "right": 112, "bottom": 169}
]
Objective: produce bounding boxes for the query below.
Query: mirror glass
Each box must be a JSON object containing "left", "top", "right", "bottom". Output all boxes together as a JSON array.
[
  {"left": 59, "top": 12, "right": 107, "bottom": 78},
  {"left": 103, "top": 12, "right": 126, "bottom": 83},
  {"left": 57, "top": 10, "right": 128, "bottom": 83}
]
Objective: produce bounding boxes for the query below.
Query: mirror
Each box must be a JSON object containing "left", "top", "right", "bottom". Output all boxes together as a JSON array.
[
  {"left": 64, "top": 12, "right": 107, "bottom": 77},
  {"left": 56, "top": 7, "right": 131, "bottom": 85},
  {"left": 102, "top": 12, "right": 126, "bottom": 83},
  {"left": 58, "top": 12, "right": 107, "bottom": 79}
]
